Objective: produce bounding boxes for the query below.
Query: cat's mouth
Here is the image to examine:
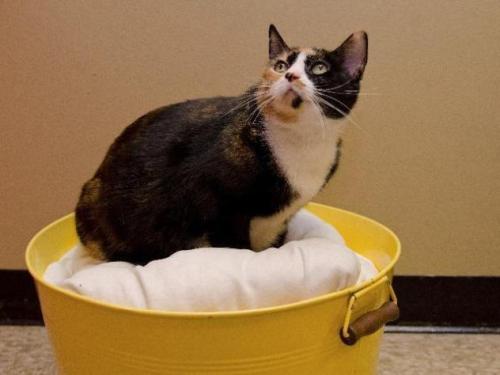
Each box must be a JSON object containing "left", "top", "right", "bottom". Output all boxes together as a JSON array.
[{"left": 284, "top": 88, "right": 304, "bottom": 109}]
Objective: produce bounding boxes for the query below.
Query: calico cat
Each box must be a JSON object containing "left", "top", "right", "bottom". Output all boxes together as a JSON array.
[{"left": 76, "top": 25, "right": 368, "bottom": 265}]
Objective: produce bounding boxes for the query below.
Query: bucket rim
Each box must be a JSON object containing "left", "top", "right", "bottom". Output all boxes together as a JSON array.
[{"left": 26, "top": 203, "right": 401, "bottom": 320}]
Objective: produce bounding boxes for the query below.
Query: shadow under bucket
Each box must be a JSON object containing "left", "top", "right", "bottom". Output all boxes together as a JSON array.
[{"left": 26, "top": 203, "right": 400, "bottom": 374}]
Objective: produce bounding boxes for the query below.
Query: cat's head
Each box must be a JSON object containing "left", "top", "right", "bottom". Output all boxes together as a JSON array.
[{"left": 258, "top": 24, "right": 368, "bottom": 122}]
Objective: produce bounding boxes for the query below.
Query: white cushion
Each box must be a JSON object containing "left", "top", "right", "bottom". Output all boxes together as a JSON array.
[{"left": 44, "top": 209, "right": 377, "bottom": 312}]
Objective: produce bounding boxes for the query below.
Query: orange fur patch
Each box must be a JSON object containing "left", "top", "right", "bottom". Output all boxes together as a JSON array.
[
  {"left": 262, "top": 68, "right": 281, "bottom": 82},
  {"left": 263, "top": 103, "right": 299, "bottom": 123},
  {"left": 84, "top": 241, "right": 106, "bottom": 260},
  {"left": 299, "top": 47, "right": 315, "bottom": 55},
  {"left": 222, "top": 115, "right": 254, "bottom": 165},
  {"left": 81, "top": 178, "right": 101, "bottom": 204}
]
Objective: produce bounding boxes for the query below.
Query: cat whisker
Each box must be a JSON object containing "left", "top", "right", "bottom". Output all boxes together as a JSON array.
[
  {"left": 245, "top": 94, "right": 275, "bottom": 125},
  {"left": 307, "top": 94, "right": 327, "bottom": 140},
  {"left": 222, "top": 91, "right": 267, "bottom": 118},
  {"left": 314, "top": 95, "right": 367, "bottom": 133},
  {"left": 221, "top": 95, "right": 257, "bottom": 118},
  {"left": 315, "top": 78, "right": 357, "bottom": 92},
  {"left": 222, "top": 82, "right": 276, "bottom": 118},
  {"left": 314, "top": 90, "right": 361, "bottom": 121},
  {"left": 314, "top": 88, "right": 381, "bottom": 96},
  {"left": 303, "top": 93, "right": 322, "bottom": 135}
]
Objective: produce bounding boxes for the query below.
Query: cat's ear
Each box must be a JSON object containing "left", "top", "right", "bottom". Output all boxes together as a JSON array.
[
  {"left": 333, "top": 31, "right": 368, "bottom": 80},
  {"left": 269, "top": 24, "right": 290, "bottom": 59}
]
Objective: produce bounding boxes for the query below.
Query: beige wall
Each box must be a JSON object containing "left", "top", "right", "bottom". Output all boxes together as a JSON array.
[{"left": 1, "top": 1, "right": 499, "bottom": 275}]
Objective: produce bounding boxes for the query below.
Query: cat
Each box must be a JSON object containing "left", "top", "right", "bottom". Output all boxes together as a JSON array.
[{"left": 75, "top": 25, "right": 368, "bottom": 265}]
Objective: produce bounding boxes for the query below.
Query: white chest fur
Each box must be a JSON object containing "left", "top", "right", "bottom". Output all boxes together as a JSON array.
[{"left": 249, "top": 106, "right": 345, "bottom": 250}]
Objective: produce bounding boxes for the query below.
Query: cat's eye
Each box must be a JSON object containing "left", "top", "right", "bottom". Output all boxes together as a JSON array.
[
  {"left": 273, "top": 60, "right": 288, "bottom": 73},
  {"left": 311, "top": 62, "right": 329, "bottom": 75}
]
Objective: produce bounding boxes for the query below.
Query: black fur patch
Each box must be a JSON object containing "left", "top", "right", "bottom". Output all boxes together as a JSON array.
[
  {"left": 304, "top": 49, "right": 364, "bottom": 119},
  {"left": 291, "top": 95, "right": 303, "bottom": 108},
  {"left": 286, "top": 51, "right": 299, "bottom": 66},
  {"left": 324, "top": 139, "right": 342, "bottom": 186}
]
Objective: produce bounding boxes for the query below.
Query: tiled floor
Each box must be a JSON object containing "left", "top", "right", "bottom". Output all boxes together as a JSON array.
[{"left": 1, "top": 326, "right": 499, "bottom": 374}]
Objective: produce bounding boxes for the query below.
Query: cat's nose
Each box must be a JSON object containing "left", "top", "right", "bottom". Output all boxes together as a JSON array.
[{"left": 285, "top": 72, "right": 300, "bottom": 82}]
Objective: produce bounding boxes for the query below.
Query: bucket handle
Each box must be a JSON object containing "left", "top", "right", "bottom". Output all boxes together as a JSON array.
[{"left": 340, "top": 276, "right": 399, "bottom": 346}]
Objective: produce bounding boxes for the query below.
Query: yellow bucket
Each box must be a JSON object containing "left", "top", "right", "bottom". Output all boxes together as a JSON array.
[{"left": 26, "top": 203, "right": 400, "bottom": 374}]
